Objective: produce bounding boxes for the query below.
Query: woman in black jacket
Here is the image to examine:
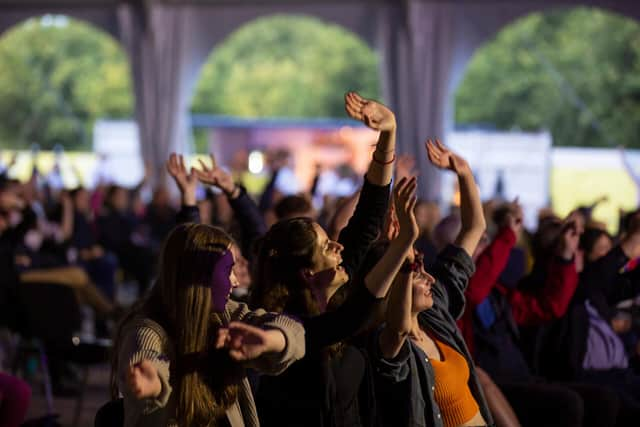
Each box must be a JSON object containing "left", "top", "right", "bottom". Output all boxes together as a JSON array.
[{"left": 249, "top": 92, "right": 410, "bottom": 427}]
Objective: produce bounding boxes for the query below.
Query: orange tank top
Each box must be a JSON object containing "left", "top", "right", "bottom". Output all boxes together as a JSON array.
[{"left": 427, "top": 338, "right": 479, "bottom": 427}]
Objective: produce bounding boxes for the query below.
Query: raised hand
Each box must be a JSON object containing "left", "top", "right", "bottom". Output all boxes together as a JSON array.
[
  {"left": 166, "top": 153, "right": 198, "bottom": 205},
  {"left": 393, "top": 176, "right": 419, "bottom": 244},
  {"left": 504, "top": 199, "right": 524, "bottom": 234},
  {"left": 344, "top": 92, "right": 396, "bottom": 132},
  {"left": 557, "top": 221, "right": 581, "bottom": 261},
  {"left": 383, "top": 202, "right": 400, "bottom": 241},
  {"left": 193, "top": 154, "right": 237, "bottom": 196},
  {"left": 425, "top": 139, "right": 471, "bottom": 176},
  {"left": 216, "top": 322, "right": 285, "bottom": 362},
  {"left": 127, "top": 360, "right": 161, "bottom": 399}
]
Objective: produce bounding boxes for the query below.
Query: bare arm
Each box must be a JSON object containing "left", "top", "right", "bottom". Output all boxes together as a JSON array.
[
  {"left": 376, "top": 177, "right": 420, "bottom": 358},
  {"left": 364, "top": 177, "right": 418, "bottom": 298},
  {"left": 166, "top": 153, "right": 198, "bottom": 207},
  {"left": 379, "top": 271, "right": 413, "bottom": 359},
  {"left": 426, "top": 140, "right": 486, "bottom": 257},
  {"left": 344, "top": 92, "right": 396, "bottom": 186}
]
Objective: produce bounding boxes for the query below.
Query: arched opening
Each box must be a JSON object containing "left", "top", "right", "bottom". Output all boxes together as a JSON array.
[
  {"left": 450, "top": 6, "right": 640, "bottom": 230},
  {"left": 0, "top": 14, "right": 134, "bottom": 185},
  {"left": 189, "top": 14, "right": 380, "bottom": 195}
]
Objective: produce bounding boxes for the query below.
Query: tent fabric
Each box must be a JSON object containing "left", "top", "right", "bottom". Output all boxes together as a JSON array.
[{"left": 2, "top": 0, "right": 640, "bottom": 198}]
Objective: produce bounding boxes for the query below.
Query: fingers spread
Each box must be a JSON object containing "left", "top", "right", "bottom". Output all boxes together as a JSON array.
[
  {"left": 435, "top": 138, "right": 447, "bottom": 152},
  {"left": 393, "top": 177, "right": 408, "bottom": 196}
]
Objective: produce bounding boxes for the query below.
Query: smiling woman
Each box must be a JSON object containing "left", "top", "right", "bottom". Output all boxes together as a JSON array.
[
  {"left": 110, "top": 223, "right": 305, "bottom": 427},
  {"left": 241, "top": 90, "right": 417, "bottom": 427}
]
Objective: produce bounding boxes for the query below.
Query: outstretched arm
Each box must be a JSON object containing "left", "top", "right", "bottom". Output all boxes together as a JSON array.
[
  {"left": 467, "top": 202, "right": 522, "bottom": 308},
  {"left": 303, "top": 178, "right": 418, "bottom": 353},
  {"left": 166, "top": 153, "right": 201, "bottom": 224},
  {"left": 194, "top": 154, "right": 267, "bottom": 257},
  {"left": 509, "top": 220, "right": 580, "bottom": 326},
  {"left": 167, "top": 153, "right": 198, "bottom": 207},
  {"left": 344, "top": 92, "right": 395, "bottom": 186},
  {"left": 426, "top": 140, "right": 486, "bottom": 257},
  {"left": 338, "top": 93, "right": 395, "bottom": 279},
  {"left": 377, "top": 178, "right": 420, "bottom": 359},
  {"left": 364, "top": 177, "right": 418, "bottom": 299}
]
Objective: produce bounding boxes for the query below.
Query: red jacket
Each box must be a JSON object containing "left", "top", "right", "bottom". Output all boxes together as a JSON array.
[
  {"left": 458, "top": 227, "right": 516, "bottom": 355},
  {"left": 504, "top": 257, "right": 578, "bottom": 327},
  {"left": 458, "top": 227, "right": 579, "bottom": 355}
]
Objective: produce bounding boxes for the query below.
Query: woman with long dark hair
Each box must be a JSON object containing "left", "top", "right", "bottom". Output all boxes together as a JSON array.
[
  {"left": 111, "top": 223, "right": 305, "bottom": 427},
  {"left": 250, "top": 92, "right": 413, "bottom": 427}
]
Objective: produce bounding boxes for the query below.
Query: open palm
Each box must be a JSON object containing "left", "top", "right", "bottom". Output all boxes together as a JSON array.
[
  {"left": 166, "top": 153, "right": 198, "bottom": 195},
  {"left": 425, "top": 139, "right": 470, "bottom": 175},
  {"left": 393, "top": 176, "right": 419, "bottom": 243},
  {"left": 344, "top": 92, "right": 396, "bottom": 131},
  {"left": 194, "top": 154, "right": 235, "bottom": 194}
]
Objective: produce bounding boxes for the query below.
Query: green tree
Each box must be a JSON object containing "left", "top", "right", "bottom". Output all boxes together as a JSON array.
[
  {"left": 0, "top": 15, "right": 133, "bottom": 150},
  {"left": 455, "top": 7, "right": 640, "bottom": 148},
  {"left": 191, "top": 15, "right": 380, "bottom": 119}
]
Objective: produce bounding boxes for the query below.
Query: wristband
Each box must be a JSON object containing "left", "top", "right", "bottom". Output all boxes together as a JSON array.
[{"left": 373, "top": 153, "right": 396, "bottom": 165}]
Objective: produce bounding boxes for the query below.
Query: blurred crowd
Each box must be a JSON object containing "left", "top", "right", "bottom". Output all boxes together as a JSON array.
[{"left": 1, "top": 131, "right": 640, "bottom": 426}]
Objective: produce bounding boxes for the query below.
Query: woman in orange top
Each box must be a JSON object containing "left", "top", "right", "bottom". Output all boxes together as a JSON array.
[{"left": 374, "top": 141, "right": 492, "bottom": 427}]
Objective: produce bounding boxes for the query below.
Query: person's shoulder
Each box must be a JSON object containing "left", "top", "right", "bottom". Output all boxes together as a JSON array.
[
  {"left": 224, "top": 300, "right": 266, "bottom": 321},
  {"left": 121, "top": 315, "right": 169, "bottom": 344}
]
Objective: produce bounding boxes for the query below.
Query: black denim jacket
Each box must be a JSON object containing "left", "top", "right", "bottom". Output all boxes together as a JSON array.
[{"left": 372, "top": 245, "right": 494, "bottom": 427}]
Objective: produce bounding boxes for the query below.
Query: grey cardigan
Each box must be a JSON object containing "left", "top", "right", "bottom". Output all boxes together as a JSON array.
[
  {"left": 372, "top": 245, "right": 494, "bottom": 427},
  {"left": 117, "top": 300, "right": 305, "bottom": 427}
]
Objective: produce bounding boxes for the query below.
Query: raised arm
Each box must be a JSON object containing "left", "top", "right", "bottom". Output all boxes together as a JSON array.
[
  {"left": 167, "top": 153, "right": 198, "bottom": 207},
  {"left": 363, "top": 177, "right": 419, "bottom": 298},
  {"left": 466, "top": 203, "right": 522, "bottom": 308},
  {"left": 378, "top": 178, "right": 420, "bottom": 359},
  {"left": 304, "top": 178, "right": 418, "bottom": 353},
  {"left": 509, "top": 222, "right": 580, "bottom": 326},
  {"left": 344, "top": 91, "right": 396, "bottom": 186},
  {"left": 426, "top": 140, "right": 486, "bottom": 257},
  {"left": 194, "top": 154, "right": 267, "bottom": 258},
  {"left": 166, "top": 153, "right": 201, "bottom": 224},
  {"left": 337, "top": 93, "right": 395, "bottom": 279}
]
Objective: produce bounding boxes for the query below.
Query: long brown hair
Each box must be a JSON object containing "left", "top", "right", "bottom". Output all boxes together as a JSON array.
[
  {"left": 251, "top": 217, "right": 321, "bottom": 316},
  {"left": 111, "top": 223, "right": 241, "bottom": 426}
]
